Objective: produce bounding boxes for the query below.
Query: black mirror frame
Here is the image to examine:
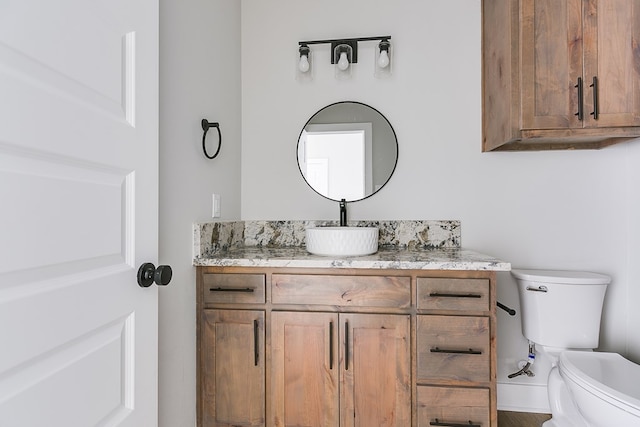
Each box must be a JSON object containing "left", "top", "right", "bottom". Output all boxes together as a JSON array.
[{"left": 296, "top": 101, "right": 398, "bottom": 203}]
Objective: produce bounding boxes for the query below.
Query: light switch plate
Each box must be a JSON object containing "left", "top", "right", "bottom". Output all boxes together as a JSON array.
[{"left": 212, "top": 193, "right": 221, "bottom": 218}]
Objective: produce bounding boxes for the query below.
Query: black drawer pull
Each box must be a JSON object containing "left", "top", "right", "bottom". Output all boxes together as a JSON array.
[
  {"left": 329, "top": 321, "right": 334, "bottom": 369},
  {"left": 209, "top": 287, "right": 255, "bottom": 293},
  {"left": 575, "top": 77, "right": 584, "bottom": 121},
  {"left": 253, "top": 320, "right": 259, "bottom": 366},
  {"left": 430, "top": 419, "right": 480, "bottom": 427},
  {"left": 430, "top": 347, "right": 482, "bottom": 355},
  {"left": 344, "top": 320, "right": 350, "bottom": 371},
  {"left": 429, "top": 292, "right": 482, "bottom": 299},
  {"left": 590, "top": 75, "right": 599, "bottom": 120}
]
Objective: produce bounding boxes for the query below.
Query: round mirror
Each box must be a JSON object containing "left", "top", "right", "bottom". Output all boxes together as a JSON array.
[{"left": 296, "top": 101, "right": 398, "bottom": 202}]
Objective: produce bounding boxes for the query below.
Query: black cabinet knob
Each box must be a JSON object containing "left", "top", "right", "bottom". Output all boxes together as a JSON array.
[{"left": 137, "top": 263, "right": 173, "bottom": 288}]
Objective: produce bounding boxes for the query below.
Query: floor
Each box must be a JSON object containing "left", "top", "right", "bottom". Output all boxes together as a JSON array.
[{"left": 498, "top": 411, "right": 551, "bottom": 427}]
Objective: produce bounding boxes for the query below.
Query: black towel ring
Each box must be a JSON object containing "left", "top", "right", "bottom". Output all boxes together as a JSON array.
[{"left": 201, "top": 119, "right": 222, "bottom": 159}]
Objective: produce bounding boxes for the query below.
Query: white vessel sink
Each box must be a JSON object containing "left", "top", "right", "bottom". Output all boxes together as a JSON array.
[{"left": 305, "top": 226, "right": 379, "bottom": 257}]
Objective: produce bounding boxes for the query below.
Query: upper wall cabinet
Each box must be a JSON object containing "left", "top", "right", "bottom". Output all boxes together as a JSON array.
[{"left": 482, "top": 0, "right": 640, "bottom": 151}]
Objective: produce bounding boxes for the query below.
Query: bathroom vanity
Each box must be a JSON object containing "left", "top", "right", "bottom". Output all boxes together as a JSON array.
[{"left": 193, "top": 221, "right": 510, "bottom": 427}]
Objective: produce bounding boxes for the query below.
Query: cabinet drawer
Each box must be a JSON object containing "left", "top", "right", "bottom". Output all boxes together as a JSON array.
[
  {"left": 417, "top": 386, "right": 490, "bottom": 427},
  {"left": 203, "top": 273, "right": 265, "bottom": 304},
  {"left": 417, "top": 278, "right": 490, "bottom": 312},
  {"left": 272, "top": 274, "right": 410, "bottom": 308},
  {"left": 417, "top": 315, "right": 490, "bottom": 383}
]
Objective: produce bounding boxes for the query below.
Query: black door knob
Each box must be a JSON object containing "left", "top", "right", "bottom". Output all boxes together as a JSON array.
[{"left": 137, "top": 263, "right": 173, "bottom": 288}]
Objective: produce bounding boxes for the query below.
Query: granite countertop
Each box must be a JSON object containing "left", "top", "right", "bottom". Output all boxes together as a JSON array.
[
  {"left": 193, "top": 246, "right": 510, "bottom": 271},
  {"left": 192, "top": 220, "right": 511, "bottom": 271}
]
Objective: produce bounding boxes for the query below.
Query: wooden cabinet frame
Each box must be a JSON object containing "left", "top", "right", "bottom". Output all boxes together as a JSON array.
[{"left": 197, "top": 267, "right": 498, "bottom": 427}]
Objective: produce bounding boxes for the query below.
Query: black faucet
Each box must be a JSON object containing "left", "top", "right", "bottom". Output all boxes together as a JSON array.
[{"left": 339, "top": 199, "right": 347, "bottom": 226}]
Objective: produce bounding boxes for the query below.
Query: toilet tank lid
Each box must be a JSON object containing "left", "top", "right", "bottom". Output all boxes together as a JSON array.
[{"left": 511, "top": 269, "right": 611, "bottom": 285}]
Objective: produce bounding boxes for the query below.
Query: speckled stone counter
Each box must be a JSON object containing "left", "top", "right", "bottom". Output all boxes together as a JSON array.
[
  {"left": 193, "top": 220, "right": 510, "bottom": 271},
  {"left": 193, "top": 246, "right": 509, "bottom": 270}
]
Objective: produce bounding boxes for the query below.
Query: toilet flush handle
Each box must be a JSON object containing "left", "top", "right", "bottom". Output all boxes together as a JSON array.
[{"left": 526, "top": 285, "right": 548, "bottom": 293}]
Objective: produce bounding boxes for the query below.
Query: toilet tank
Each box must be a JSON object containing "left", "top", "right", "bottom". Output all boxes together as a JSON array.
[{"left": 511, "top": 269, "right": 610, "bottom": 349}]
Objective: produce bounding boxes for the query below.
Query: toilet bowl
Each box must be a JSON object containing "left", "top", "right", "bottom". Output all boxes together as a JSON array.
[
  {"left": 558, "top": 351, "right": 640, "bottom": 426},
  {"left": 511, "top": 269, "right": 640, "bottom": 427}
]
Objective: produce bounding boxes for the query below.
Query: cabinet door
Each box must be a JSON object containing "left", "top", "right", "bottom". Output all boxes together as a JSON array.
[
  {"left": 583, "top": 0, "right": 640, "bottom": 127},
  {"left": 271, "top": 311, "right": 339, "bottom": 427},
  {"left": 521, "top": 0, "right": 584, "bottom": 130},
  {"left": 340, "top": 314, "right": 411, "bottom": 427},
  {"left": 202, "top": 310, "right": 265, "bottom": 427}
]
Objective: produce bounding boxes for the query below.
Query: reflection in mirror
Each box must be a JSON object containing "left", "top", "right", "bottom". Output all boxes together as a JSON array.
[
  {"left": 300, "top": 122, "right": 372, "bottom": 200},
  {"left": 297, "top": 102, "right": 398, "bottom": 202}
]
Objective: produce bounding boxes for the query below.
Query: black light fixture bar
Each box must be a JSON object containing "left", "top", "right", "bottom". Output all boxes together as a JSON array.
[
  {"left": 298, "top": 36, "right": 391, "bottom": 46},
  {"left": 298, "top": 36, "right": 391, "bottom": 64}
]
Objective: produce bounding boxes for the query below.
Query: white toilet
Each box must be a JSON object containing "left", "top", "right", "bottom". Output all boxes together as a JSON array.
[{"left": 511, "top": 269, "right": 640, "bottom": 427}]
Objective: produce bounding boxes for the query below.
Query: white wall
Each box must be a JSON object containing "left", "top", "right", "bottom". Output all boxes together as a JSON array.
[
  {"left": 241, "top": 0, "right": 640, "bottom": 410},
  {"left": 628, "top": 141, "right": 640, "bottom": 359},
  {"left": 159, "top": 0, "right": 241, "bottom": 426}
]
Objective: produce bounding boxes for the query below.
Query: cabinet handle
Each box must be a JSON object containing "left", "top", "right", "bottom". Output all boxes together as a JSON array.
[
  {"left": 430, "top": 347, "right": 482, "bottom": 355},
  {"left": 429, "top": 292, "right": 482, "bottom": 299},
  {"left": 344, "top": 321, "right": 350, "bottom": 371},
  {"left": 253, "top": 319, "right": 259, "bottom": 366},
  {"left": 329, "top": 321, "right": 334, "bottom": 369},
  {"left": 590, "top": 76, "right": 599, "bottom": 120},
  {"left": 575, "top": 77, "right": 584, "bottom": 121},
  {"left": 209, "top": 287, "right": 255, "bottom": 293},
  {"left": 430, "top": 419, "right": 481, "bottom": 427}
]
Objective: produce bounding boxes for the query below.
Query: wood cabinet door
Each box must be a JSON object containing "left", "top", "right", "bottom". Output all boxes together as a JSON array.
[
  {"left": 521, "top": 0, "right": 584, "bottom": 130},
  {"left": 202, "top": 310, "right": 265, "bottom": 427},
  {"left": 271, "top": 311, "right": 339, "bottom": 427},
  {"left": 340, "top": 314, "right": 411, "bottom": 427},
  {"left": 583, "top": 0, "right": 640, "bottom": 127}
]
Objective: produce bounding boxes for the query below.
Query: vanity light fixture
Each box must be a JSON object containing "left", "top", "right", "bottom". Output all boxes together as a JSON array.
[
  {"left": 375, "top": 38, "right": 392, "bottom": 77},
  {"left": 334, "top": 43, "right": 354, "bottom": 79},
  {"left": 297, "top": 35, "right": 392, "bottom": 79},
  {"left": 296, "top": 44, "right": 313, "bottom": 81}
]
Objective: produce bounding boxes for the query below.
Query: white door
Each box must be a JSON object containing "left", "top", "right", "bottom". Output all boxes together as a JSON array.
[{"left": 0, "top": 0, "right": 159, "bottom": 426}]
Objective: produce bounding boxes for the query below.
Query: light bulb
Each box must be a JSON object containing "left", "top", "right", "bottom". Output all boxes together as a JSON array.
[
  {"left": 337, "top": 52, "right": 350, "bottom": 71},
  {"left": 298, "top": 54, "right": 310, "bottom": 73},
  {"left": 378, "top": 50, "right": 390, "bottom": 69}
]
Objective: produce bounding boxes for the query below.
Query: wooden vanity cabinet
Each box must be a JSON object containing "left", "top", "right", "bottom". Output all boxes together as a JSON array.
[
  {"left": 482, "top": 0, "right": 640, "bottom": 151},
  {"left": 197, "top": 268, "right": 497, "bottom": 427}
]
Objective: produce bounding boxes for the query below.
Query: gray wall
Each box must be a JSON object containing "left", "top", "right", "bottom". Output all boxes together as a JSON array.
[{"left": 159, "top": 1, "right": 241, "bottom": 426}]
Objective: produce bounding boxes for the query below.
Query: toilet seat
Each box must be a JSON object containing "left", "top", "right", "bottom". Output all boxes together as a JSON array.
[{"left": 559, "top": 351, "right": 640, "bottom": 416}]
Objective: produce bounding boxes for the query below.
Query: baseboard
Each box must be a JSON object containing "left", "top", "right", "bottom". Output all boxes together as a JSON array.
[{"left": 497, "top": 381, "right": 551, "bottom": 413}]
